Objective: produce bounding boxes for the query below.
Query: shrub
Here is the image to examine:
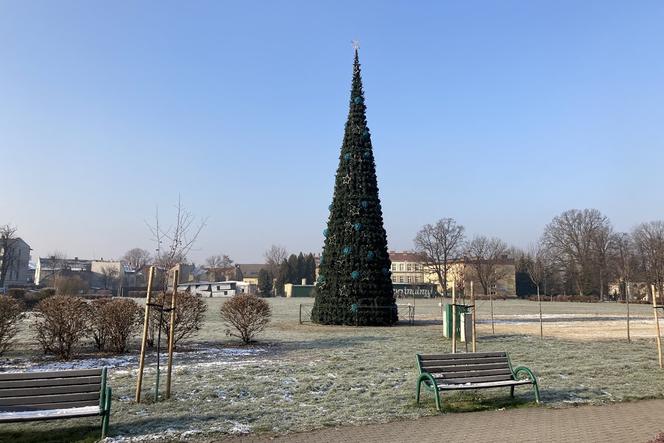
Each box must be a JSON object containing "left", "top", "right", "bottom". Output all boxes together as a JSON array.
[
  {"left": 55, "top": 275, "right": 88, "bottom": 296},
  {"left": 220, "top": 294, "right": 271, "bottom": 344},
  {"left": 90, "top": 298, "right": 142, "bottom": 353},
  {"left": 12, "top": 288, "right": 54, "bottom": 311},
  {"left": 7, "top": 288, "right": 26, "bottom": 299},
  {"left": 648, "top": 433, "right": 664, "bottom": 443},
  {"left": 33, "top": 295, "right": 91, "bottom": 360},
  {"left": 0, "top": 295, "right": 25, "bottom": 356},
  {"left": 149, "top": 292, "right": 207, "bottom": 348}
]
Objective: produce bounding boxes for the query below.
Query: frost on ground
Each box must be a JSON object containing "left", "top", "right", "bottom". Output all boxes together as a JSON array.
[{"left": 3, "top": 298, "right": 664, "bottom": 442}]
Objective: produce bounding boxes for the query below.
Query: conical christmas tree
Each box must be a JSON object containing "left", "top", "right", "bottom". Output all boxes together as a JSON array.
[{"left": 312, "top": 49, "right": 397, "bottom": 326}]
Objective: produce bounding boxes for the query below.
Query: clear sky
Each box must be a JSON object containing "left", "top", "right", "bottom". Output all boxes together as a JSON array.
[{"left": 2, "top": 1, "right": 663, "bottom": 264}]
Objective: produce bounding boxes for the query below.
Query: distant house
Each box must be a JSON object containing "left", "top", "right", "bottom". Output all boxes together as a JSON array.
[
  {"left": 238, "top": 264, "right": 269, "bottom": 285},
  {"left": 35, "top": 256, "right": 125, "bottom": 291},
  {"left": 177, "top": 280, "right": 255, "bottom": 297},
  {"left": 0, "top": 237, "right": 32, "bottom": 288}
]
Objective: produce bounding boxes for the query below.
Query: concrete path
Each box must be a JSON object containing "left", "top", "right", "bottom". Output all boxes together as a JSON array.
[{"left": 221, "top": 400, "right": 664, "bottom": 443}]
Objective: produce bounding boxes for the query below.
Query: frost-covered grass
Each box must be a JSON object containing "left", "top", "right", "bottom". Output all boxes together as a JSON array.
[{"left": 2, "top": 298, "right": 664, "bottom": 442}]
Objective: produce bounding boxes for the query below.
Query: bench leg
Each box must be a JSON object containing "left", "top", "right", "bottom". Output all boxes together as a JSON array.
[
  {"left": 532, "top": 381, "right": 541, "bottom": 404},
  {"left": 510, "top": 386, "right": 515, "bottom": 398},
  {"left": 416, "top": 379, "right": 422, "bottom": 404},
  {"left": 101, "top": 387, "right": 112, "bottom": 439},
  {"left": 416, "top": 378, "right": 442, "bottom": 412}
]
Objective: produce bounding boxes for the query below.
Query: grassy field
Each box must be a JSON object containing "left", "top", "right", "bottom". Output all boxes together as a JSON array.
[{"left": 1, "top": 297, "right": 664, "bottom": 442}]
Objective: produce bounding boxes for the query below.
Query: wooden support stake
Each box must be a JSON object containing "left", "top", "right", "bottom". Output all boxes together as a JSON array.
[
  {"left": 652, "top": 284, "right": 662, "bottom": 369},
  {"left": 537, "top": 285, "right": 543, "bottom": 339},
  {"left": 626, "top": 281, "right": 631, "bottom": 343},
  {"left": 471, "top": 281, "right": 476, "bottom": 352},
  {"left": 490, "top": 292, "right": 495, "bottom": 335},
  {"left": 451, "top": 280, "right": 457, "bottom": 353},
  {"left": 166, "top": 269, "right": 179, "bottom": 399},
  {"left": 135, "top": 266, "right": 155, "bottom": 403}
]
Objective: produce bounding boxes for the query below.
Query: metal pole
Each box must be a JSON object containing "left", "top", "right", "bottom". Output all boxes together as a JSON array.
[
  {"left": 451, "top": 279, "right": 457, "bottom": 353},
  {"left": 471, "top": 281, "right": 476, "bottom": 352},
  {"left": 166, "top": 269, "right": 179, "bottom": 399},
  {"left": 490, "top": 292, "right": 495, "bottom": 335},
  {"left": 135, "top": 266, "right": 155, "bottom": 403}
]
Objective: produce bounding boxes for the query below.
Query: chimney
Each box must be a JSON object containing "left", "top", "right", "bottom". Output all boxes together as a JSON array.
[{"left": 301, "top": 278, "right": 307, "bottom": 285}]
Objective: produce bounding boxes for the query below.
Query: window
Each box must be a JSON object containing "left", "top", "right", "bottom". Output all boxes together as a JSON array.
[
  {"left": 399, "top": 264, "right": 404, "bottom": 271},
  {"left": 392, "top": 276, "right": 396, "bottom": 282},
  {"left": 224, "top": 291, "right": 228, "bottom": 295},
  {"left": 407, "top": 276, "right": 411, "bottom": 283},
  {"left": 392, "top": 264, "right": 396, "bottom": 271},
  {"left": 407, "top": 264, "right": 412, "bottom": 271},
  {"left": 399, "top": 276, "right": 404, "bottom": 283}
]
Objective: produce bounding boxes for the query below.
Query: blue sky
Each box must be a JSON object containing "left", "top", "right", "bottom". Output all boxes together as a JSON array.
[{"left": 2, "top": 1, "right": 663, "bottom": 263}]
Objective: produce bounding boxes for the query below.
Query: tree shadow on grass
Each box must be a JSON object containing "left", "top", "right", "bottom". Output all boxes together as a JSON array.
[{"left": 414, "top": 389, "right": 537, "bottom": 414}]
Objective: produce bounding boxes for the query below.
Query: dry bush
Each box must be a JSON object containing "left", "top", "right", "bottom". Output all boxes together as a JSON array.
[
  {"left": 220, "top": 294, "right": 271, "bottom": 344},
  {"left": 55, "top": 275, "right": 89, "bottom": 296},
  {"left": 33, "top": 295, "right": 91, "bottom": 360},
  {"left": 648, "top": 433, "right": 664, "bottom": 443},
  {"left": 149, "top": 292, "right": 207, "bottom": 348},
  {"left": 10, "top": 288, "right": 54, "bottom": 311},
  {"left": 0, "top": 295, "right": 25, "bottom": 356},
  {"left": 90, "top": 298, "right": 142, "bottom": 353}
]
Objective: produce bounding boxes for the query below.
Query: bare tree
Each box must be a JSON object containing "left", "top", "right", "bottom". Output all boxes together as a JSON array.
[
  {"left": 632, "top": 221, "right": 664, "bottom": 302},
  {"left": 0, "top": 225, "right": 18, "bottom": 288},
  {"left": 610, "top": 233, "right": 637, "bottom": 300},
  {"left": 524, "top": 242, "right": 549, "bottom": 339},
  {"left": 413, "top": 218, "right": 465, "bottom": 297},
  {"left": 465, "top": 236, "right": 509, "bottom": 296},
  {"left": 542, "top": 209, "right": 611, "bottom": 296},
  {"left": 146, "top": 196, "right": 207, "bottom": 272},
  {"left": 99, "top": 265, "right": 120, "bottom": 290},
  {"left": 593, "top": 223, "right": 614, "bottom": 301},
  {"left": 264, "top": 245, "right": 288, "bottom": 273},
  {"left": 122, "top": 248, "right": 152, "bottom": 271},
  {"left": 43, "top": 251, "right": 67, "bottom": 285},
  {"left": 205, "top": 254, "right": 233, "bottom": 269}
]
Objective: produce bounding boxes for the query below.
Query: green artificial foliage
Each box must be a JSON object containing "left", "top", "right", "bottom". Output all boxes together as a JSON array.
[{"left": 312, "top": 50, "right": 397, "bottom": 326}]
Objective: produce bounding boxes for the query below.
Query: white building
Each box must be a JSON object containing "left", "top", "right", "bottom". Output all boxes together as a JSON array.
[
  {"left": 176, "top": 280, "right": 255, "bottom": 297},
  {"left": 1, "top": 238, "right": 32, "bottom": 288}
]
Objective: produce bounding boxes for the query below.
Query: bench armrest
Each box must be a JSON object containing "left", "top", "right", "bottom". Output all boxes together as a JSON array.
[
  {"left": 417, "top": 372, "right": 438, "bottom": 388},
  {"left": 513, "top": 366, "right": 537, "bottom": 384}
]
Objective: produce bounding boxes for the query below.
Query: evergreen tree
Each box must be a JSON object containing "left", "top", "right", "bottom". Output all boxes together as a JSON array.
[
  {"left": 304, "top": 253, "right": 317, "bottom": 285},
  {"left": 287, "top": 254, "right": 299, "bottom": 283},
  {"left": 312, "top": 49, "right": 397, "bottom": 326},
  {"left": 257, "top": 268, "right": 273, "bottom": 296},
  {"left": 296, "top": 252, "right": 306, "bottom": 283}
]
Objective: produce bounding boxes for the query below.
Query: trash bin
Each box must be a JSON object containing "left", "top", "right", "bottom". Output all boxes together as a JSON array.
[{"left": 443, "top": 304, "right": 471, "bottom": 341}]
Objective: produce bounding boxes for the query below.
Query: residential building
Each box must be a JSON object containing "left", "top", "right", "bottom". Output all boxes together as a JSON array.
[
  {"left": 239, "top": 264, "right": 269, "bottom": 285},
  {"left": 35, "top": 256, "right": 125, "bottom": 291},
  {"left": 387, "top": 251, "right": 517, "bottom": 297},
  {"left": 0, "top": 237, "right": 32, "bottom": 288}
]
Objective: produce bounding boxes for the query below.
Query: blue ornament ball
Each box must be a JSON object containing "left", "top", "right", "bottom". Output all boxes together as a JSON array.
[
  {"left": 342, "top": 246, "right": 352, "bottom": 255},
  {"left": 363, "top": 151, "right": 371, "bottom": 159},
  {"left": 382, "top": 267, "right": 390, "bottom": 276},
  {"left": 323, "top": 228, "right": 329, "bottom": 237},
  {"left": 353, "top": 96, "right": 364, "bottom": 105},
  {"left": 351, "top": 271, "right": 360, "bottom": 280},
  {"left": 353, "top": 223, "right": 362, "bottom": 232},
  {"left": 328, "top": 204, "right": 333, "bottom": 211},
  {"left": 362, "top": 129, "right": 370, "bottom": 139},
  {"left": 367, "top": 251, "right": 375, "bottom": 261},
  {"left": 317, "top": 275, "right": 325, "bottom": 283},
  {"left": 343, "top": 153, "right": 351, "bottom": 161},
  {"left": 360, "top": 200, "right": 369, "bottom": 209}
]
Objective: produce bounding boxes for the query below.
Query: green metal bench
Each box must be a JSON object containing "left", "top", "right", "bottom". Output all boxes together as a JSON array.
[
  {"left": 0, "top": 367, "right": 112, "bottom": 439},
  {"left": 416, "top": 351, "right": 540, "bottom": 411}
]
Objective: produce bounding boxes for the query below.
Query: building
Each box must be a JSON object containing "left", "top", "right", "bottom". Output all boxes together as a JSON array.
[
  {"left": 238, "top": 264, "right": 270, "bottom": 285},
  {"left": 35, "top": 256, "right": 125, "bottom": 291},
  {"left": 0, "top": 237, "right": 32, "bottom": 288},
  {"left": 177, "top": 280, "right": 255, "bottom": 297},
  {"left": 387, "top": 251, "right": 517, "bottom": 297}
]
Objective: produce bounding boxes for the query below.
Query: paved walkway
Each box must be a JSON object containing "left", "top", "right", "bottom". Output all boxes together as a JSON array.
[{"left": 221, "top": 400, "right": 664, "bottom": 443}]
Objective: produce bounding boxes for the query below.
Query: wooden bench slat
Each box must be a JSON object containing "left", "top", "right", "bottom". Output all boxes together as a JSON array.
[
  {"left": 423, "top": 362, "right": 511, "bottom": 373},
  {"left": 437, "top": 379, "right": 532, "bottom": 389},
  {"left": 433, "top": 374, "right": 515, "bottom": 384},
  {"left": 0, "top": 405, "right": 101, "bottom": 422},
  {"left": 0, "top": 392, "right": 99, "bottom": 407},
  {"left": 0, "top": 376, "right": 102, "bottom": 390},
  {"left": 0, "top": 369, "right": 102, "bottom": 381},
  {"left": 0, "top": 400, "right": 100, "bottom": 412},
  {"left": 0, "top": 384, "right": 101, "bottom": 398},
  {"left": 419, "top": 352, "right": 506, "bottom": 360},
  {"left": 430, "top": 368, "right": 513, "bottom": 378},
  {"left": 421, "top": 357, "right": 509, "bottom": 367}
]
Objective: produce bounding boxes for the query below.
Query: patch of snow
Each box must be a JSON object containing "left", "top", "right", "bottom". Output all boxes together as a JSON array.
[
  {"left": 0, "top": 406, "right": 99, "bottom": 419},
  {"left": 227, "top": 420, "right": 251, "bottom": 434}
]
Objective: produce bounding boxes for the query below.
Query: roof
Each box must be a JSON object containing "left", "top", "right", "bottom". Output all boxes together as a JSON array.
[
  {"left": 388, "top": 251, "right": 427, "bottom": 263},
  {"left": 237, "top": 263, "right": 268, "bottom": 277},
  {"left": 38, "top": 257, "right": 92, "bottom": 271}
]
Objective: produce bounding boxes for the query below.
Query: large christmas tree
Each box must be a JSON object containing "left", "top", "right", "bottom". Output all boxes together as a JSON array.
[{"left": 312, "top": 49, "right": 397, "bottom": 326}]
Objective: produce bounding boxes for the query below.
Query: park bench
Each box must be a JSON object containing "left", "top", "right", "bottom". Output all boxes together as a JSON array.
[
  {"left": 0, "top": 367, "right": 112, "bottom": 439},
  {"left": 416, "top": 351, "right": 539, "bottom": 411}
]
